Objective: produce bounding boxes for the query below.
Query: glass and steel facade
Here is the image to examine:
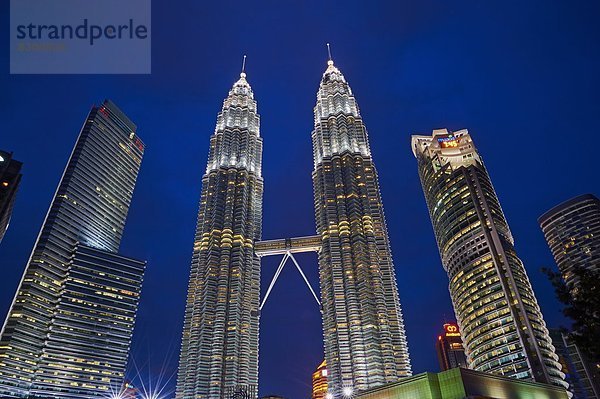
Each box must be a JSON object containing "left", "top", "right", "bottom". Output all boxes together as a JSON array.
[
  {"left": 32, "top": 244, "right": 146, "bottom": 398},
  {"left": 0, "top": 100, "right": 145, "bottom": 398},
  {"left": 0, "top": 150, "right": 23, "bottom": 244},
  {"left": 412, "top": 129, "right": 567, "bottom": 389},
  {"left": 176, "top": 71, "right": 263, "bottom": 399},
  {"left": 312, "top": 60, "right": 411, "bottom": 396},
  {"left": 539, "top": 194, "right": 600, "bottom": 295}
]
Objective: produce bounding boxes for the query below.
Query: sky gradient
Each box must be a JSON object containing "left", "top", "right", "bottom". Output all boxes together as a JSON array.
[{"left": 1, "top": 1, "right": 599, "bottom": 398}]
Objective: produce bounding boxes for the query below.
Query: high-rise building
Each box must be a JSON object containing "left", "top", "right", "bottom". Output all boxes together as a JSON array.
[
  {"left": 312, "top": 360, "right": 328, "bottom": 399},
  {"left": 539, "top": 194, "right": 600, "bottom": 295},
  {"left": 0, "top": 100, "right": 146, "bottom": 398},
  {"left": 176, "top": 69, "right": 263, "bottom": 399},
  {"left": 435, "top": 322, "right": 467, "bottom": 371},
  {"left": 0, "top": 150, "right": 23, "bottom": 244},
  {"left": 550, "top": 329, "right": 600, "bottom": 399},
  {"left": 412, "top": 128, "right": 567, "bottom": 389},
  {"left": 312, "top": 58, "right": 411, "bottom": 396}
]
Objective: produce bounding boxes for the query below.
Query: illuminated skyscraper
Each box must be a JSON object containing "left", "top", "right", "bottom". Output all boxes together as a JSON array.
[
  {"left": 539, "top": 194, "right": 600, "bottom": 296},
  {"left": 312, "top": 57, "right": 411, "bottom": 396},
  {"left": 412, "top": 128, "right": 567, "bottom": 389},
  {"left": 0, "top": 150, "right": 22, "bottom": 244},
  {"left": 176, "top": 68, "right": 263, "bottom": 399},
  {"left": 0, "top": 100, "right": 146, "bottom": 398},
  {"left": 312, "top": 360, "right": 328, "bottom": 399},
  {"left": 435, "top": 322, "right": 467, "bottom": 371}
]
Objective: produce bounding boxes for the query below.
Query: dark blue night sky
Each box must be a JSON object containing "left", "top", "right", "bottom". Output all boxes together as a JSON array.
[{"left": 1, "top": 1, "right": 599, "bottom": 398}]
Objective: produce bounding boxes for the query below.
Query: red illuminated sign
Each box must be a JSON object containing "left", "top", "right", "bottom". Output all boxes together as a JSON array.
[{"left": 443, "top": 323, "right": 461, "bottom": 337}]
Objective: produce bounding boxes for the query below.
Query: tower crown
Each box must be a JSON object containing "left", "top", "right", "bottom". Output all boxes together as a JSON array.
[{"left": 209, "top": 68, "right": 262, "bottom": 176}]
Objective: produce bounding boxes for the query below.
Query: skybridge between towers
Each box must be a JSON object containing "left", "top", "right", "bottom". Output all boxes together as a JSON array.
[{"left": 254, "top": 235, "right": 322, "bottom": 313}]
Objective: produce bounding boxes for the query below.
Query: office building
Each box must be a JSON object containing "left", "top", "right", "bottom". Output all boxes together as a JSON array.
[
  {"left": 176, "top": 69, "right": 263, "bottom": 399},
  {"left": 0, "top": 150, "right": 23, "bottom": 243},
  {"left": 436, "top": 322, "right": 467, "bottom": 371},
  {"left": 312, "top": 57, "right": 411, "bottom": 396},
  {"left": 412, "top": 129, "right": 567, "bottom": 389},
  {"left": 0, "top": 100, "right": 146, "bottom": 398}
]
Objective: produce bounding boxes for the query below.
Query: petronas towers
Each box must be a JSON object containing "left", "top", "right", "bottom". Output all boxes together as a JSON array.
[
  {"left": 176, "top": 58, "right": 411, "bottom": 399},
  {"left": 176, "top": 71, "right": 263, "bottom": 399},
  {"left": 176, "top": 54, "right": 567, "bottom": 399},
  {"left": 312, "top": 60, "right": 411, "bottom": 390}
]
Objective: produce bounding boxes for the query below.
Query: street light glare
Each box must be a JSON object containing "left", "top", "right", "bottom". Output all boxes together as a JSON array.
[
  {"left": 326, "top": 392, "right": 334, "bottom": 399},
  {"left": 343, "top": 386, "right": 354, "bottom": 397}
]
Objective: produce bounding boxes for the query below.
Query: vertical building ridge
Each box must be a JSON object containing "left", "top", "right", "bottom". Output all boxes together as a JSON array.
[
  {"left": 312, "top": 59, "right": 412, "bottom": 397},
  {"left": 176, "top": 70, "right": 263, "bottom": 399}
]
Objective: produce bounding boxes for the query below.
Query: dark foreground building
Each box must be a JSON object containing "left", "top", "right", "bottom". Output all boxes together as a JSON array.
[
  {"left": 0, "top": 100, "right": 146, "bottom": 398},
  {"left": 435, "top": 322, "right": 467, "bottom": 371},
  {"left": 356, "top": 368, "right": 569, "bottom": 399},
  {"left": 412, "top": 129, "right": 567, "bottom": 389},
  {"left": 0, "top": 150, "right": 22, "bottom": 244}
]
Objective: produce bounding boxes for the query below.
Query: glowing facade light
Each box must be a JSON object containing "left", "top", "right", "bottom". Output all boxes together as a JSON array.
[{"left": 342, "top": 386, "right": 354, "bottom": 397}]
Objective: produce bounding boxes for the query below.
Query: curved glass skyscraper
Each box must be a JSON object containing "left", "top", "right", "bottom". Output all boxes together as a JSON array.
[
  {"left": 176, "top": 70, "right": 263, "bottom": 399},
  {"left": 312, "top": 59, "right": 412, "bottom": 396},
  {"left": 412, "top": 128, "right": 567, "bottom": 389},
  {"left": 539, "top": 194, "right": 600, "bottom": 295}
]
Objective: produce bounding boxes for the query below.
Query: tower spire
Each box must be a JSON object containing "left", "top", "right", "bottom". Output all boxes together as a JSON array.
[
  {"left": 241, "top": 54, "right": 247, "bottom": 78},
  {"left": 326, "top": 43, "right": 333, "bottom": 65}
]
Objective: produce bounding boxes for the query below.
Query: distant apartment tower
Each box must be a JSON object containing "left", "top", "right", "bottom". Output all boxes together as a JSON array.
[
  {"left": 412, "top": 129, "right": 567, "bottom": 389},
  {"left": 550, "top": 329, "right": 600, "bottom": 399},
  {"left": 435, "top": 322, "right": 467, "bottom": 371},
  {"left": 539, "top": 194, "right": 600, "bottom": 295},
  {"left": 176, "top": 70, "right": 263, "bottom": 399},
  {"left": 0, "top": 100, "right": 146, "bottom": 398},
  {"left": 312, "top": 360, "right": 328, "bottom": 399},
  {"left": 0, "top": 150, "right": 22, "bottom": 243}
]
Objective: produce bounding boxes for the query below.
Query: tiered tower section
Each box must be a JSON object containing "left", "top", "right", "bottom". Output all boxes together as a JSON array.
[
  {"left": 176, "top": 71, "right": 263, "bottom": 399},
  {"left": 312, "top": 60, "right": 412, "bottom": 396}
]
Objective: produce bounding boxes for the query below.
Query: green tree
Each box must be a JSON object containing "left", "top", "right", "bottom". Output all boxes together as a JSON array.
[{"left": 543, "top": 265, "right": 600, "bottom": 360}]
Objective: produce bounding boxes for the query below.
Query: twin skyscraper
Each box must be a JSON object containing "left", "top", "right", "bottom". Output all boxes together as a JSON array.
[
  {"left": 175, "top": 56, "right": 567, "bottom": 399},
  {"left": 176, "top": 58, "right": 412, "bottom": 399},
  {"left": 0, "top": 56, "right": 568, "bottom": 399}
]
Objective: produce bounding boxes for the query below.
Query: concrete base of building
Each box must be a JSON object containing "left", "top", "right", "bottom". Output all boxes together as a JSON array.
[{"left": 356, "top": 368, "right": 569, "bottom": 399}]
